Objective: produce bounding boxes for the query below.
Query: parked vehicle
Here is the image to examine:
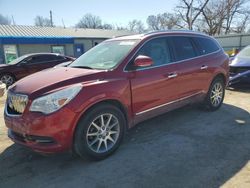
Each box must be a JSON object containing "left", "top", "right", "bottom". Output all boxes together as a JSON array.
[
  {"left": 0, "top": 53, "right": 74, "bottom": 86},
  {"left": 4, "top": 31, "right": 229, "bottom": 160},
  {"left": 229, "top": 45, "right": 250, "bottom": 87},
  {"left": 0, "top": 81, "right": 6, "bottom": 97}
]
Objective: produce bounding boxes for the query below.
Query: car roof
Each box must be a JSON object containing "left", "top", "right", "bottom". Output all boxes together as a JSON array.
[
  {"left": 25, "top": 53, "right": 63, "bottom": 57},
  {"left": 108, "top": 30, "right": 209, "bottom": 41}
]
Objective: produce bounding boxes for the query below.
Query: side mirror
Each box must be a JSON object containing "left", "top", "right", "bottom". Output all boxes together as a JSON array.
[{"left": 134, "top": 55, "right": 153, "bottom": 68}]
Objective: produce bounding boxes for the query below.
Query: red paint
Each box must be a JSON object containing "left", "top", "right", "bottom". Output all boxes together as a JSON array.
[{"left": 4, "top": 31, "right": 229, "bottom": 154}]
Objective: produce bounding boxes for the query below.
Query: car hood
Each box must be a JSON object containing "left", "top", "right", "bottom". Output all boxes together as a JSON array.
[
  {"left": 0, "top": 64, "right": 12, "bottom": 68},
  {"left": 9, "top": 67, "right": 105, "bottom": 98},
  {"left": 230, "top": 56, "right": 250, "bottom": 67}
]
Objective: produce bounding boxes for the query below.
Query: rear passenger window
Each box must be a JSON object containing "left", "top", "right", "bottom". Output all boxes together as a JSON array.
[
  {"left": 193, "top": 37, "right": 219, "bottom": 55},
  {"left": 171, "top": 37, "right": 196, "bottom": 61},
  {"left": 50, "top": 55, "right": 65, "bottom": 61}
]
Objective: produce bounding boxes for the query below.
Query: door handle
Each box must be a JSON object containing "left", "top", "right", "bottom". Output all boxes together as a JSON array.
[
  {"left": 168, "top": 73, "right": 178, "bottom": 78},
  {"left": 201, "top": 65, "right": 208, "bottom": 70}
]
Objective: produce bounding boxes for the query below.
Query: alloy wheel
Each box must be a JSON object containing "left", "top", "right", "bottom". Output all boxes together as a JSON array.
[
  {"left": 86, "top": 113, "right": 120, "bottom": 153},
  {"left": 1, "top": 75, "right": 14, "bottom": 86},
  {"left": 210, "top": 82, "right": 223, "bottom": 107}
]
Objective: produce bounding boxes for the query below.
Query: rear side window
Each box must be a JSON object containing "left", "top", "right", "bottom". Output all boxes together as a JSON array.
[
  {"left": 51, "top": 55, "right": 66, "bottom": 61},
  {"left": 171, "top": 37, "right": 196, "bottom": 61},
  {"left": 193, "top": 37, "right": 220, "bottom": 55}
]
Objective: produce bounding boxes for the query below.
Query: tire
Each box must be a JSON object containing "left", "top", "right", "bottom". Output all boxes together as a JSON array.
[
  {"left": 74, "top": 103, "right": 126, "bottom": 161},
  {"left": 203, "top": 77, "right": 225, "bottom": 111},
  {"left": 0, "top": 74, "right": 15, "bottom": 86}
]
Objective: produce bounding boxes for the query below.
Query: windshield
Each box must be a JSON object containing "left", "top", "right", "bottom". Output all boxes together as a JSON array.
[
  {"left": 237, "top": 46, "right": 250, "bottom": 58},
  {"left": 8, "top": 54, "right": 29, "bottom": 65},
  {"left": 69, "top": 40, "right": 139, "bottom": 70}
]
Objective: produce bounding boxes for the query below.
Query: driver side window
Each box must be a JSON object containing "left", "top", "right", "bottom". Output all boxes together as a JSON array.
[{"left": 127, "top": 38, "right": 172, "bottom": 70}]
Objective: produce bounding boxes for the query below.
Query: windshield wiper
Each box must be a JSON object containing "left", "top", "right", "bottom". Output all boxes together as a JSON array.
[{"left": 70, "top": 65, "right": 93, "bottom": 69}]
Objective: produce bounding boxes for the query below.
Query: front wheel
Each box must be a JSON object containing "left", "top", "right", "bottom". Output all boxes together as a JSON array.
[
  {"left": 74, "top": 104, "right": 126, "bottom": 160},
  {"left": 203, "top": 77, "right": 225, "bottom": 111}
]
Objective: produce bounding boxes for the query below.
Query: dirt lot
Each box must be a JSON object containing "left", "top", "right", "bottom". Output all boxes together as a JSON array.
[{"left": 0, "top": 89, "right": 250, "bottom": 188}]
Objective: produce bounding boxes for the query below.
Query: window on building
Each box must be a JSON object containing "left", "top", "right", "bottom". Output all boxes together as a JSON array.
[
  {"left": 51, "top": 46, "right": 65, "bottom": 55},
  {"left": 3, "top": 45, "right": 18, "bottom": 64}
]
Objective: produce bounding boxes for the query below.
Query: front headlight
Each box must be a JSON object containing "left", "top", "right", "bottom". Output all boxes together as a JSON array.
[{"left": 30, "top": 84, "right": 82, "bottom": 114}]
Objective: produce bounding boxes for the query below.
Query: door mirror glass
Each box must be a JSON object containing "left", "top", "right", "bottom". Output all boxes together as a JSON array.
[{"left": 134, "top": 55, "right": 153, "bottom": 68}]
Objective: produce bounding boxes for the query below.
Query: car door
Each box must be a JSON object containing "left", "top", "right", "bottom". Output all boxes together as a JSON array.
[
  {"left": 127, "top": 37, "right": 183, "bottom": 122},
  {"left": 169, "top": 36, "right": 209, "bottom": 98}
]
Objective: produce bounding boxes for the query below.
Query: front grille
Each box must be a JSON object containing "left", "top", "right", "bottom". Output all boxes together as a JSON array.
[{"left": 6, "top": 91, "right": 28, "bottom": 115}]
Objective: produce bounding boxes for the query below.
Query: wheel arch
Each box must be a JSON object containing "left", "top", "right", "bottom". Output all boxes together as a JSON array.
[
  {"left": 212, "top": 73, "right": 227, "bottom": 85},
  {"left": 0, "top": 72, "right": 17, "bottom": 81},
  {"left": 73, "top": 98, "right": 129, "bottom": 135}
]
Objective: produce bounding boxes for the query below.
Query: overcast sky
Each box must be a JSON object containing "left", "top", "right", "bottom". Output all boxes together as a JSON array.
[{"left": 0, "top": 0, "right": 177, "bottom": 27}]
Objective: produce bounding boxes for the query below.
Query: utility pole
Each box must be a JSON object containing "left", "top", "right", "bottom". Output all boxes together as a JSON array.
[
  {"left": 11, "top": 15, "right": 16, "bottom": 25},
  {"left": 62, "top": 19, "right": 65, "bottom": 28},
  {"left": 50, "top": 10, "right": 53, "bottom": 27}
]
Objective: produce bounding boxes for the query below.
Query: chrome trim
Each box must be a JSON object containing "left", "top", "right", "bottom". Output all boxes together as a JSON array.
[
  {"left": 123, "top": 35, "right": 222, "bottom": 72},
  {"left": 201, "top": 65, "right": 208, "bottom": 70},
  {"left": 5, "top": 103, "right": 22, "bottom": 117},
  {"left": 168, "top": 73, "right": 178, "bottom": 78},
  {"left": 6, "top": 91, "right": 28, "bottom": 116},
  {"left": 135, "top": 92, "right": 203, "bottom": 116}
]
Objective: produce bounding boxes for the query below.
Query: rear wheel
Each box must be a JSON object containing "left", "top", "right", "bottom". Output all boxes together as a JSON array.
[
  {"left": 204, "top": 77, "right": 225, "bottom": 111},
  {"left": 0, "top": 74, "right": 15, "bottom": 86},
  {"left": 74, "top": 104, "right": 126, "bottom": 160}
]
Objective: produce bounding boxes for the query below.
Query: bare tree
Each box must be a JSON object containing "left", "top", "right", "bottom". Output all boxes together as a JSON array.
[
  {"left": 147, "top": 13, "right": 182, "bottom": 30},
  {"left": 233, "top": 10, "right": 250, "bottom": 33},
  {"left": 176, "top": 0, "right": 210, "bottom": 30},
  {"left": 0, "top": 14, "right": 11, "bottom": 25},
  {"left": 34, "top": 16, "right": 52, "bottom": 27},
  {"left": 224, "top": 0, "right": 246, "bottom": 34},
  {"left": 201, "top": 0, "right": 227, "bottom": 35},
  {"left": 76, "top": 14, "right": 102, "bottom": 29},
  {"left": 128, "top": 19, "right": 145, "bottom": 33},
  {"left": 147, "top": 15, "right": 160, "bottom": 30},
  {"left": 102, "top": 23, "right": 113, "bottom": 30},
  {"left": 200, "top": 0, "right": 249, "bottom": 35}
]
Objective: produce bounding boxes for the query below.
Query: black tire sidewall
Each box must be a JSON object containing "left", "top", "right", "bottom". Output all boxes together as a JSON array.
[
  {"left": 205, "top": 78, "right": 225, "bottom": 111},
  {"left": 0, "top": 74, "right": 15, "bottom": 86},
  {"left": 74, "top": 104, "right": 126, "bottom": 160}
]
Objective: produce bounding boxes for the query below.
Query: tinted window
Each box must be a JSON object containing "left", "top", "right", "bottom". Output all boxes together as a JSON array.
[
  {"left": 131, "top": 38, "right": 172, "bottom": 69},
  {"left": 26, "top": 55, "right": 64, "bottom": 64},
  {"left": 193, "top": 37, "right": 220, "bottom": 55},
  {"left": 171, "top": 37, "right": 196, "bottom": 61},
  {"left": 52, "top": 55, "right": 65, "bottom": 61}
]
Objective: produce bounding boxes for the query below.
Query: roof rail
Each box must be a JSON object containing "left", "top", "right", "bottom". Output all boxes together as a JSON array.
[{"left": 144, "top": 29, "right": 206, "bottom": 36}]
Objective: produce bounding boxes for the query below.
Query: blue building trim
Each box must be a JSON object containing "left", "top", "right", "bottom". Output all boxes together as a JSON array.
[{"left": 0, "top": 36, "right": 74, "bottom": 44}]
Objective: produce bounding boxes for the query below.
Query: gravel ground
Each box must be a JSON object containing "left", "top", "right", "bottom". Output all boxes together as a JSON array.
[{"left": 0, "top": 89, "right": 250, "bottom": 188}]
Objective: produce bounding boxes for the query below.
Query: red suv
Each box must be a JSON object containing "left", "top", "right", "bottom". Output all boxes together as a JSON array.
[{"left": 4, "top": 31, "right": 229, "bottom": 160}]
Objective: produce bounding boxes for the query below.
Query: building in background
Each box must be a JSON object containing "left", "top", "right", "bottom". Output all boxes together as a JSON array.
[{"left": 0, "top": 25, "right": 131, "bottom": 64}]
